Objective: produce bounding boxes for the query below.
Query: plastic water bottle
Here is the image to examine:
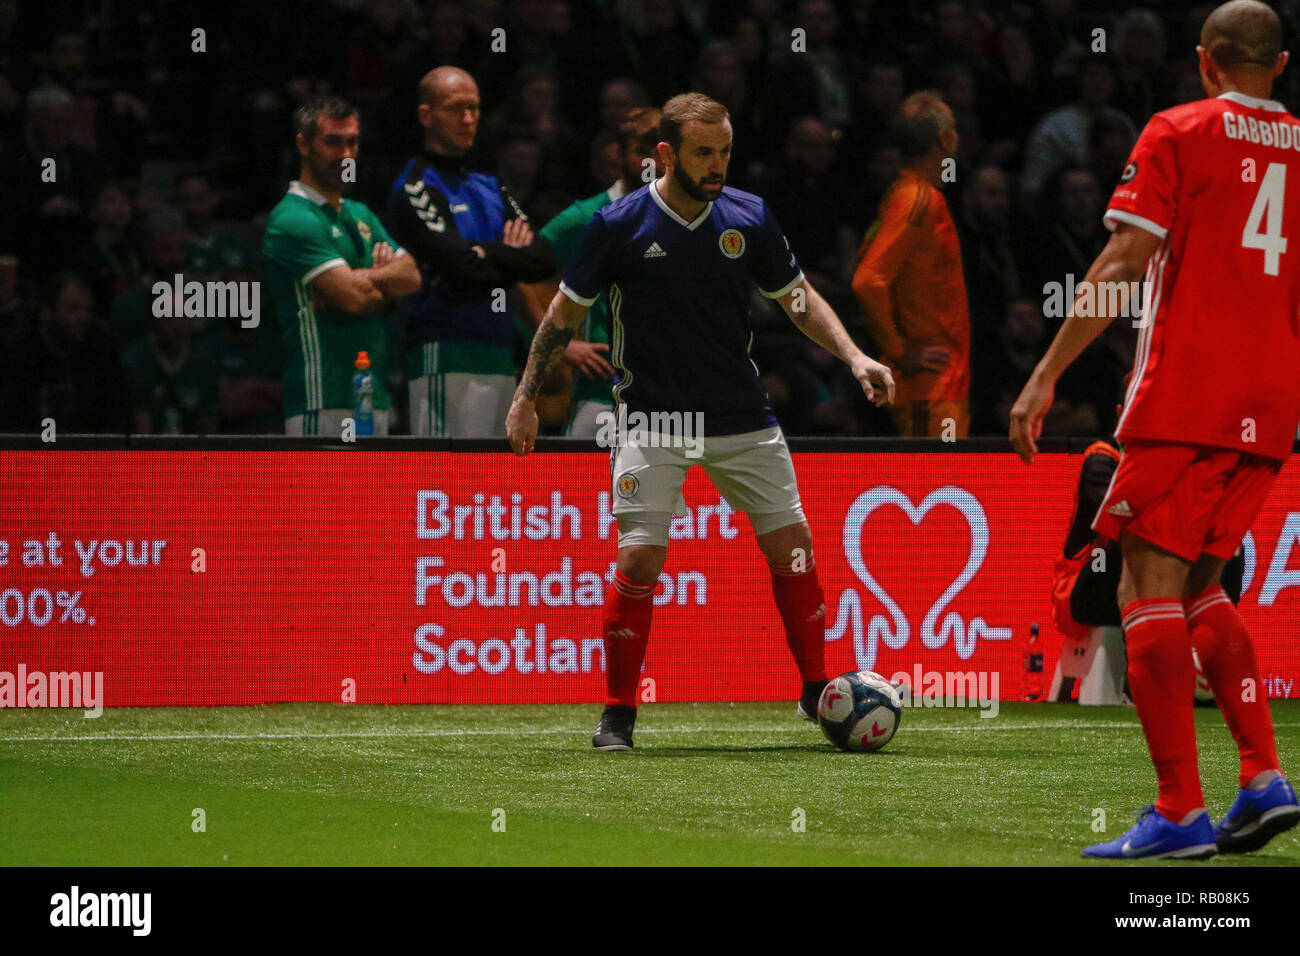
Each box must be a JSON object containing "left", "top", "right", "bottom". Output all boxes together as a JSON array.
[
  {"left": 352, "top": 351, "right": 374, "bottom": 436},
  {"left": 1023, "top": 622, "right": 1044, "bottom": 702}
]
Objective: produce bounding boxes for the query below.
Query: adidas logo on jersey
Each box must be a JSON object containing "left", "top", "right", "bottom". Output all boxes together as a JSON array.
[
  {"left": 643, "top": 242, "right": 667, "bottom": 258},
  {"left": 331, "top": 226, "right": 343, "bottom": 238},
  {"left": 1107, "top": 500, "right": 1133, "bottom": 517}
]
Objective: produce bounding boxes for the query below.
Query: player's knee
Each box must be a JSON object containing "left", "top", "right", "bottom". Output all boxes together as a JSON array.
[
  {"left": 617, "top": 546, "right": 666, "bottom": 584},
  {"left": 789, "top": 521, "right": 814, "bottom": 553},
  {"left": 789, "top": 531, "right": 814, "bottom": 565},
  {"left": 756, "top": 518, "right": 812, "bottom": 564}
]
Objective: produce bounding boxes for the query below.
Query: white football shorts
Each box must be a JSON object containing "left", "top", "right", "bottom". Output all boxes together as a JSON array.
[{"left": 610, "top": 424, "right": 806, "bottom": 548}]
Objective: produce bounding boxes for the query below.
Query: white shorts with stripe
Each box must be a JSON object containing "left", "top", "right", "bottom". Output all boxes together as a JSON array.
[
  {"left": 408, "top": 373, "right": 515, "bottom": 437},
  {"left": 611, "top": 425, "right": 806, "bottom": 548},
  {"left": 285, "top": 408, "right": 391, "bottom": 436},
  {"left": 567, "top": 399, "right": 610, "bottom": 438}
]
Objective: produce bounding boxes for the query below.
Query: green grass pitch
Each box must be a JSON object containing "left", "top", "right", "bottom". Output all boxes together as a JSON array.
[{"left": 2, "top": 701, "right": 1297, "bottom": 866}]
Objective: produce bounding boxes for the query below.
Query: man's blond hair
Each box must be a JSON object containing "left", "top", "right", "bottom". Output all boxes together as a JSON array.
[{"left": 659, "top": 93, "right": 729, "bottom": 152}]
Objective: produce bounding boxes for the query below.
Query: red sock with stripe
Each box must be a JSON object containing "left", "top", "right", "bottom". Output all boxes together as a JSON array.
[
  {"left": 1122, "top": 598, "right": 1205, "bottom": 821},
  {"left": 602, "top": 570, "right": 655, "bottom": 708},
  {"left": 769, "top": 556, "right": 827, "bottom": 683},
  {"left": 1184, "top": 586, "right": 1280, "bottom": 788}
]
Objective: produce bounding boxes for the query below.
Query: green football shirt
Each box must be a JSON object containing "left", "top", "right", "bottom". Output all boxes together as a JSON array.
[
  {"left": 188, "top": 230, "right": 258, "bottom": 279},
  {"left": 195, "top": 323, "right": 285, "bottom": 434},
  {"left": 538, "top": 183, "right": 620, "bottom": 407},
  {"left": 121, "top": 338, "right": 220, "bottom": 434},
  {"left": 109, "top": 285, "right": 157, "bottom": 346},
  {"left": 262, "top": 181, "right": 400, "bottom": 420}
]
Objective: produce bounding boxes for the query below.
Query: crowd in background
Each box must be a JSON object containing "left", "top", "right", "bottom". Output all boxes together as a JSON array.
[{"left": 2, "top": 0, "right": 1297, "bottom": 437}]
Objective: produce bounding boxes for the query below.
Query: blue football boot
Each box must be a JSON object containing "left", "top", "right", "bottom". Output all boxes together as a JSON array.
[
  {"left": 1083, "top": 805, "right": 1217, "bottom": 860},
  {"left": 1214, "top": 776, "right": 1300, "bottom": 854}
]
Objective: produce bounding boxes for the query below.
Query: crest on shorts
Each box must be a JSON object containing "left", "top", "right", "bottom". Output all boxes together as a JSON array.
[
  {"left": 357, "top": 219, "right": 373, "bottom": 242},
  {"left": 718, "top": 228, "right": 745, "bottom": 259},
  {"left": 616, "top": 472, "right": 639, "bottom": 499}
]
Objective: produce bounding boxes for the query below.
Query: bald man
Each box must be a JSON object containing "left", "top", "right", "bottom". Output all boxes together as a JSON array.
[
  {"left": 385, "top": 66, "right": 556, "bottom": 436},
  {"left": 1013, "top": 0, "right": 1299, "bottom": 859}
]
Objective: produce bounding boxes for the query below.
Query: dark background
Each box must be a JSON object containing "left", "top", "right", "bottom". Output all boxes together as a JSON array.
[{"left": 1, "top": 0, "right": 1294, "bottom": 437}]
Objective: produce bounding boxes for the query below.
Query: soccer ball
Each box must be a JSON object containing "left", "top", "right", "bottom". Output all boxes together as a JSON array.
[
  {"left": 817, "top": 670, "right": 903, "bottom": 752},
  {"left": 1192, "top": 648, "right": 1216, "bottom": 705}
]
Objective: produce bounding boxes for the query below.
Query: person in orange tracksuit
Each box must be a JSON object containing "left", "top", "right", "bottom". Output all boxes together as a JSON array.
[{"left": 852, "top": 91, "right": 970, "bottom": 437}]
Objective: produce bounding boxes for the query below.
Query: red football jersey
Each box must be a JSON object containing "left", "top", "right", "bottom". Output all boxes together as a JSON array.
[{"left": 1105, "top": 91, "right": 1300, "bottom": 461}]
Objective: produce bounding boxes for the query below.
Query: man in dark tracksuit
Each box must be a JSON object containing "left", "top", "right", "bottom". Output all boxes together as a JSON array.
[{"left": 386, "top": 66, "right": 555, "bottom": 436}]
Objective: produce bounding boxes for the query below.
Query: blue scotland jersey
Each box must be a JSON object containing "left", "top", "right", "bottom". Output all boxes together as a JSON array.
[{"left": 559, "top": 182, "right": 804, "bottom": 436}]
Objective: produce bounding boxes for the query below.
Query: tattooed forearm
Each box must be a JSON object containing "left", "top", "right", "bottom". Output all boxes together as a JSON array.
[
  {"left": 516, "top": 315, "right": 575, "bottom": 401},
  {"left": 787, "top": 281, "right": 855, "bottom": 361},
  {"left": 514, "top": 290, "right": 587, "bottom": 401}
]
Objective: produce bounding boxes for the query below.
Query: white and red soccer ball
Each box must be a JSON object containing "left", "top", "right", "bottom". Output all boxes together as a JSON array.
[{"left": 817, "top": 670, "right": 903, "bottom": 752}]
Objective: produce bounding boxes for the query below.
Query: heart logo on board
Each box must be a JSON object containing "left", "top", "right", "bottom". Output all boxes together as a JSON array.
[{"left": 827, "top": 485, "right": 1012, "bottom": 669}]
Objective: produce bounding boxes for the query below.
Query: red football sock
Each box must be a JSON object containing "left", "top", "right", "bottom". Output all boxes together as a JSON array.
[
  {"left": 602, "top": 570, "right": 655, "bottom": 708},
  {"left": 1184, "top": 586, "right": 1281, "bottom": 788},
  {"left": 1122, "top": 598, "right": 1204, "bottom": 821},
  {"left": 769, "top": 556, "right": 827, "bottom": 683}
]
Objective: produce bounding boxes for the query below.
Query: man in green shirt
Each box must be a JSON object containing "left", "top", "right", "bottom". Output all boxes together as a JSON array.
[
  {"left": 109, "top": 210, "right": 189, "bottom": 346},
  {"left": 195, "top": 265, "right": 284, "bottom": 434},
  {"left": 524, "top": 107, "right": 662, "bottom": 435},
  {"left": 262, "top": 97, "right": 421, "bottom": 436},
  {"left": 175, "top": 170, "right": 259, "bottom": 281},
  {"left": 122, "top": 301, "right": 220, "bottom": 435}
]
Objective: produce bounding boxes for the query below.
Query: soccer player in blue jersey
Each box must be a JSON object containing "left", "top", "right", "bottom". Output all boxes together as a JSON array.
[{"left": 506, "top": 93, "right": 896, "bottom": 750}]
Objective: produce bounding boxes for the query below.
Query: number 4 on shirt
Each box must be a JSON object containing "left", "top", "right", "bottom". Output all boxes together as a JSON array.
[{"left": 1243, "top": 162, "right": 1287, "bottom": 276}]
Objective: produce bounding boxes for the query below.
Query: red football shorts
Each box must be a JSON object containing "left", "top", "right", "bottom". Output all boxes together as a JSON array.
[{"left": 1092, "top": 440, "right": 1282, "bottom": 562}]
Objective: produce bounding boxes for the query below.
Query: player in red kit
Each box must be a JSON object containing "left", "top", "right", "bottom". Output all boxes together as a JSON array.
[{"left": 1012, "top": 0, "right": 1300, "bottom": 858}]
